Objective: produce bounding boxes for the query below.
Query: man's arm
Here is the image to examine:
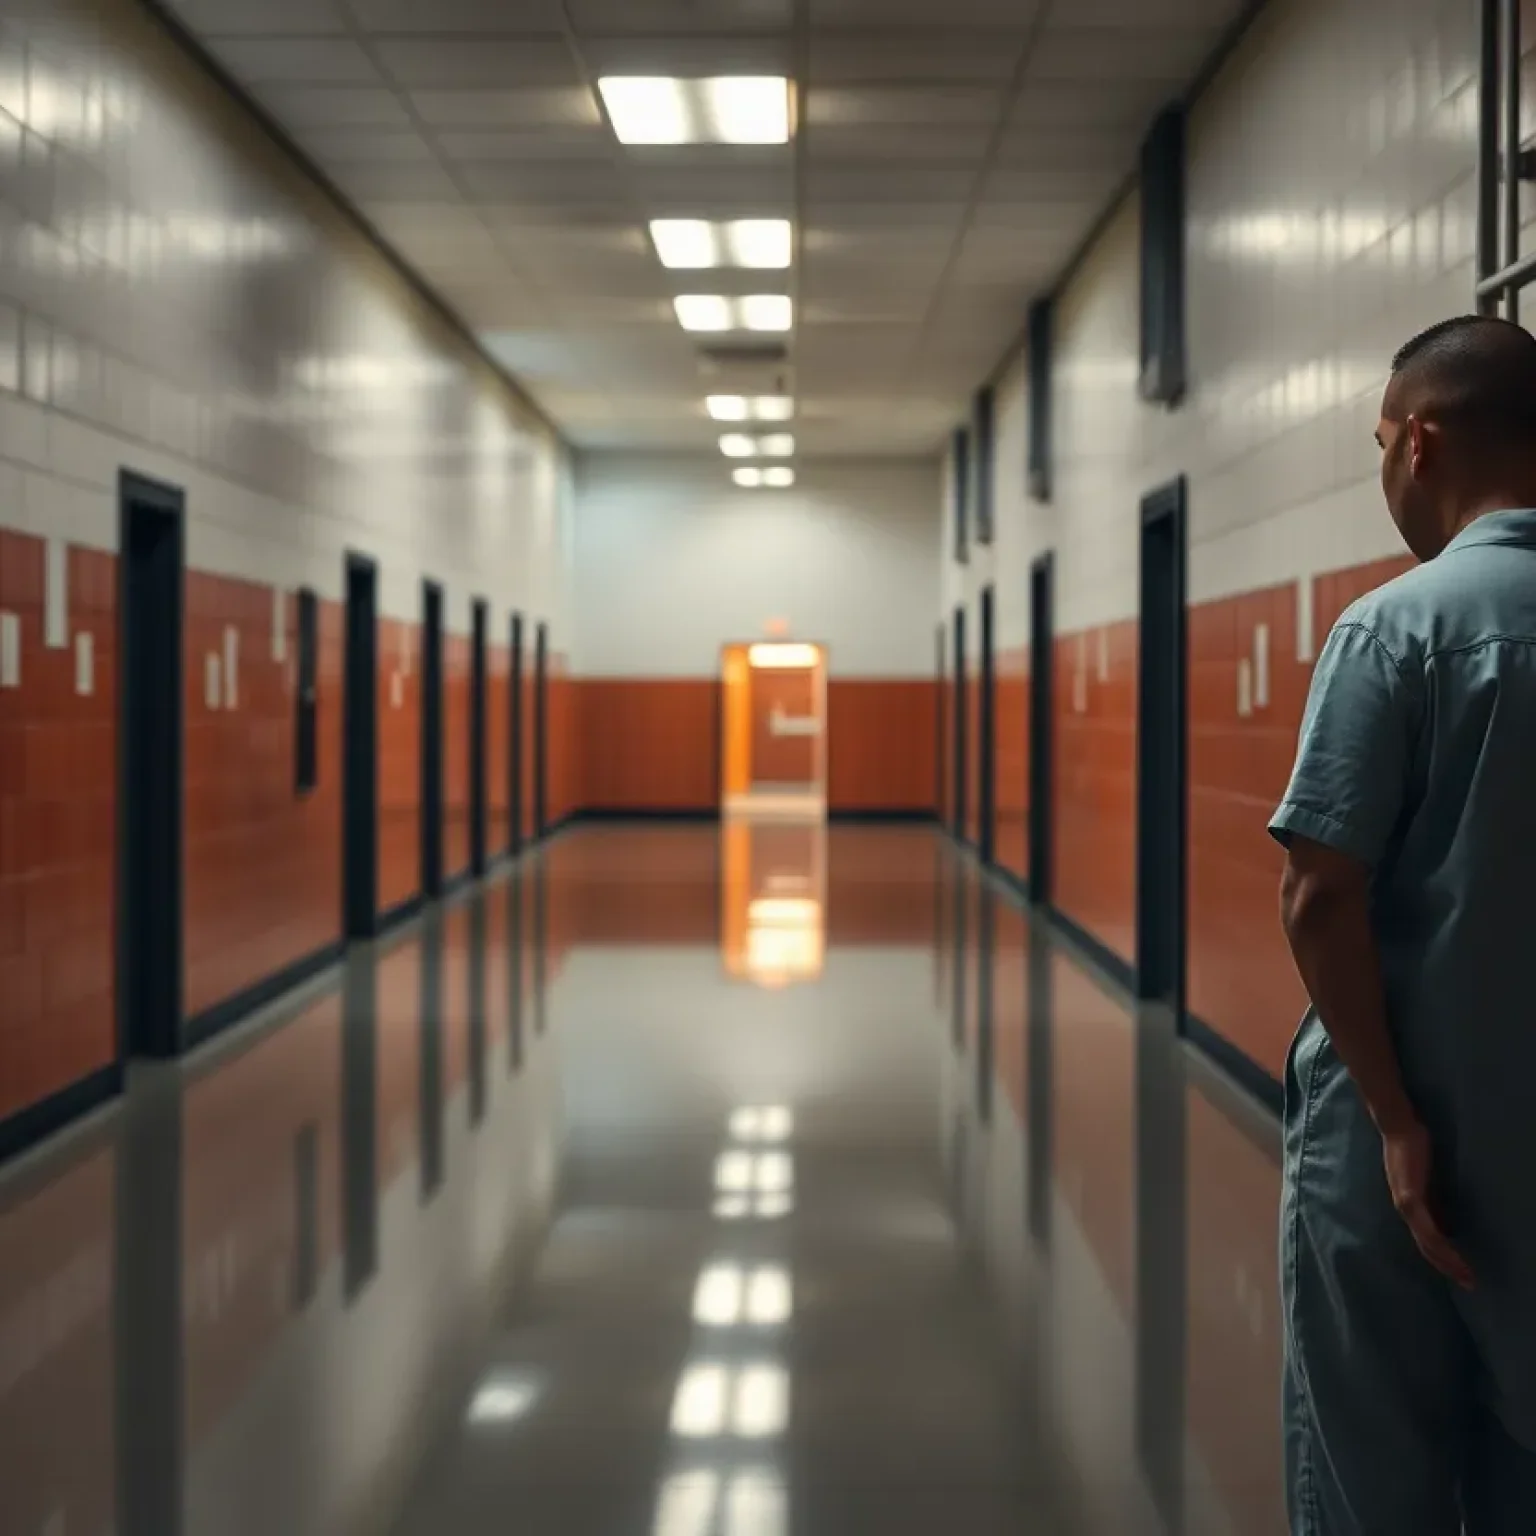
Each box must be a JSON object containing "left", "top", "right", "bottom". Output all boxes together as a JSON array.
[{"left": 1271, "top": 617, "right": 1473, "bottom": 1289}]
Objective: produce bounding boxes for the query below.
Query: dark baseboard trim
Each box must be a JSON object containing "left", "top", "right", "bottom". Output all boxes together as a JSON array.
[
  {"left": 829, "top": 808, "right": 939, "bottom": 824},
  {"left": 1186, "top": 1012, "right": 1284, "bottom": 1115},
  {"left": 1047, "top": 906, "right": 1137, "bottom": 993},
  {"left": 573, "top": 807, "right": 720, "bottom": 823},
  {"left": 442, "top": 868, "right": 475, "bottom": 898},
  {"left": 378, "top": 894, "right": 424, "bottom": 934},
  {"left": 0, "top": 1062, "right": 123, "bottom": 1167},
  {"left": 183, "top": 939, "right": 346, "bottom": 1051}
]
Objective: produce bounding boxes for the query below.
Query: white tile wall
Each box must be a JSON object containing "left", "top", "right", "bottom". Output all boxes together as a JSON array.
[
  {"left": 573, "top": 455, "right": 942, "bottom": 678},
  {"left": 945, "top": 0, "right": 1518, "bottom": 646},
  {"left": 0, "top": 0, "right": 572, "bottom": 634}
]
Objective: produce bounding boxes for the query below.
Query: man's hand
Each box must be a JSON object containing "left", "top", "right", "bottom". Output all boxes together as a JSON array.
[{"left": 1381, "top": 1119, "right": 1475, "bottom": 1290}]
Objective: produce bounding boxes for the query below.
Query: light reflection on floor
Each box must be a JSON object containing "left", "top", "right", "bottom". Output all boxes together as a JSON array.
[{"left": 0, "top": 823, "right": 1285, "bottom": 1536}]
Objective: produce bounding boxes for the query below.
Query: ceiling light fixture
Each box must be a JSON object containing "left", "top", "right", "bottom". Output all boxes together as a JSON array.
[
  {"left": 719, "top": 434, "right": 758, "bottom": 458},
  {"left": 705, "top": 77, "right": 791, "bottom": 143},
  {"left": 651, "top": 219, "right": 719, "bottom": 269},
  {"left": 763, "top": 466, "right": 796, "bottom": 488},
  {"left": 650, "top": 218, "right": 791, "bottom": 270},
  {"left": 710, "top": 395, "right": 793, "bottom": 422},
  {"left": 674, "top": 295, "right": 734, "bottom": 332},
  {"left": 676, "top": 296, "right": 792, "bottom": 333},
  {"left": 597, "top": 77, "right": 689, "bottom": 144},
  {"left": 720, "top": 434, "right": 795, "bottom": 459},
  {"left": 599, "top": 77, "right": 790, "bottom": 146},
  {"left": 733, "top": 467, "right": 765, "bottom": 487},
  {"left": 740, "top": 294, "right": 793, "bottom": 332},
  {"left": 727, "top": 219, "right": 793, "bottom": 268},
  {"left": 758, "top": 433, "right": 795, "bottom": 457}
]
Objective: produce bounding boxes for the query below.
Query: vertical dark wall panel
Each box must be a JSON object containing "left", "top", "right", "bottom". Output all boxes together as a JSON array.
[{"left": 1139, "top": 105, "right": 1188, "bottom": 406}]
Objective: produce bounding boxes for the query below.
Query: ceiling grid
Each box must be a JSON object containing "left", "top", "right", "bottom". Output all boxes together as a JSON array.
[{"left": 163, "top": 0, "right": 1250, "bottom": 456}]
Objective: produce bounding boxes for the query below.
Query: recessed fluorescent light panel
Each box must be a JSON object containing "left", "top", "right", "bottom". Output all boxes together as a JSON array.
[
  {"left": 651, "top": 219, "right": 792, "bottom": 271},
  {"left": 708, "top": 395, "right": 794, "bottom": 422},
  {"left": 600, "top": 77, "right": 790, "bottom": 145},
  {"left": 739, "top": 294, "right": 793, "bottom": 332},
  {"left": 733, "top": 467, "right": 796, "bottom": 489},
  {"left": 720, "top": 434, "right": 795, "bottom": 459},
  {"left": 675, "top": 296, "right": 793, "bottom": 333},
  {"left": 674, "top": 295, "right": 734, "bottom": 332}
]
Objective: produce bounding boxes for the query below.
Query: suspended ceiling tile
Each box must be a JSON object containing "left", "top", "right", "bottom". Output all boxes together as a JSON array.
[
  {"left": 455, "top": 160, "right": 629, "bottom": 202},
  {"left": 808, "top": 31, "right": 1031, "bottom": 84},
  {"left": 805, "top": 123, "right": 995, "bottom": 164},
  {"left": 253, "top": 85, "right": 414, "bottom": 126},
  {"left": 805, "top": 165, "right": 975, "bottom": 203},
  {"left": 207, "top": 36, "right": 381, "bottom": 84},
  {"left": 433, "top": 127, "right": 611, "bottom": 162},
  {"left": 568, "top": 0, "right": 793, "bottom": 31},
  {"left": 347, "top": 0, "right": 568, "bottom": 31},
  {"left": 577, "top": 34, "right": 794, "bottom": 75},
  {"left": 372, "top": 37, "right": 581, "bottom": 88},
  {"left": 406, "top": 87, "right": 601, "bottom": 128},
  {"left": 1026, "top": 25, "right": 1216, "bottom": 83},
  {"left": 810, "top": 0, "right": 1042, "bottom": 22},
  {"left": 804, "top": 85, "right": 1005, "bottom": 127},
  {"left": 293, "top": 127, "right": 440, "bottom": 164},
  {"left": 164, "top": 0, "right": 348, "bottom": 35},
  {"left": 1009, "top": 78, "right": 1173, "bottom": 131}
]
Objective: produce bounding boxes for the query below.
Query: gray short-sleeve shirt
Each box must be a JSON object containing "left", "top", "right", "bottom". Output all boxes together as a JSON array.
[{"left": 1270, "top": 508, "right": 1536, "bottom": 1441}]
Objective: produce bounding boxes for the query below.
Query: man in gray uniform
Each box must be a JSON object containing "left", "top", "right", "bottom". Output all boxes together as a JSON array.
[{"left": 1272, "top": 314, "right": 1536, "bottom": 1534}]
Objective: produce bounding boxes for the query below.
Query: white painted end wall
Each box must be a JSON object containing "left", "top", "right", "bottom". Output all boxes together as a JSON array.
[{"left": 574, "top": 455, "right": 942, "bottom": 678}]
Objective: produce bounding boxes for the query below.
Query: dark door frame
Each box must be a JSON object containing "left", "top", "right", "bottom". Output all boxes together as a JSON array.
[
  {"left": 1028, "top": 554, "right": 1055, "bottom": 905},
  {"left": 1135, "top": 476, "right": 1189, "bottom": 1011},
  {"left": 343, "top": 553, "right": 379, "bottom": 940},
  {"left": 469, "top": 597, "right": 489, "bottom": 877},
  {"left": 533, "top": 620, "right": 549, "bottom": 839},
  {"left": 978, "top": 584, "right": 996, "bottom": 865},
  {"left": 420, "top": 580, "right": 445, "bottom": 899},
  {"left": 508, "top": 612, "right": 524, "bottom": 857},
  {"left": 951, "top": 606, "right": 967, "bottom": 842},
  {"left": 118, "top": 471, "right": 186, "bottom": 1060}
]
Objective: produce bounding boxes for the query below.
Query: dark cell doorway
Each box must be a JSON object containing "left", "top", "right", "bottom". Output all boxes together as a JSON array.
[
  {"left": 951, "top": 606, "right": 967, "bottom": 842},
  {"left": 343, "top": 553, "right": 379, "bottom": 940},
  {"left": 1136, "top": 476, "right": 1189, "bottom": 1009},
  {"left": 509, "top": 612, "right": 524, "bottom": 858},
  {"left": 420, "top": 581, "right": 445, "bottom": 899},
  {"left": 533, "top": 620, "right": 549, "bottom": 839},
  {"left": 118, "top": 472, "right": 185, "bottom": 1059},
  {"left": 470, "top": 597, "right": 489, "bottom": 877},
  {"left": 1028, "top": 554, "right": 1055, "bottom": 905},
  {"left": 978, "top": 584, "right": 996, "bottom": 866}
]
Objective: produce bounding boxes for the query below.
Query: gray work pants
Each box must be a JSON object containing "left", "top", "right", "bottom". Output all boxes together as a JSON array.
[{"left": 1281, "top": 1018, "right": 1536, "bottom": 1534}]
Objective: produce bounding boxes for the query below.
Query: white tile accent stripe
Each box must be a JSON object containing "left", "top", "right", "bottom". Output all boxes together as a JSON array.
[
  {"left": 0, "top": 612, "right": 18, "bottom": 688},
  {"left": 1296, "top": 579, "right": 1316, "bottom": 664},
  {"left": 223, "top": 626, "right": 239, "bottom": 710},
  {"left": 44, "top": 537, "right": 66, "bottom": 649},
  {"left": 1253, "top": 623, "right": 1270, "bottom": 709}
]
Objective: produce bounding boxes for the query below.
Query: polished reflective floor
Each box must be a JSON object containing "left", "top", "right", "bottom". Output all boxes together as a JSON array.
[{"left": 0, "top": 823, "right": 1285, "bottom": 1536}]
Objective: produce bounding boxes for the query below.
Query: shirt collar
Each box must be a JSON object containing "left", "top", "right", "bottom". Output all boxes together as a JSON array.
[{"left": 1445, "top": 508, "right": 1536, "bottom": 553}]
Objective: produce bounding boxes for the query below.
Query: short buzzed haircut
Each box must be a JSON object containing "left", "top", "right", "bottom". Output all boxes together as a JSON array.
[{"left": 1388, "top": 314, "right": 1536, "bottom": 448}]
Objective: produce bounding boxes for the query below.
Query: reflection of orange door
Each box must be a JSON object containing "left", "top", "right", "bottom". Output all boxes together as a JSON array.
[
  {"left": 750, "top": 666, "right": 816, "bottom": 786},
  {"left": 723, "top": 645, "right": 752, "bottom": 798}
]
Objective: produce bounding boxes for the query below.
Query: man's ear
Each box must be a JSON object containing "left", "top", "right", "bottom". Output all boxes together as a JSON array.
[{"left": 1406, "top": 414, "right": 1439, "bottom": 479}]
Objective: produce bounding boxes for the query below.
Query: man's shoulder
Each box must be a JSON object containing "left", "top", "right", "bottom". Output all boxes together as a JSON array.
[{"left": 1333, "top": 564, "right": 1438, "bottom": 668}]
